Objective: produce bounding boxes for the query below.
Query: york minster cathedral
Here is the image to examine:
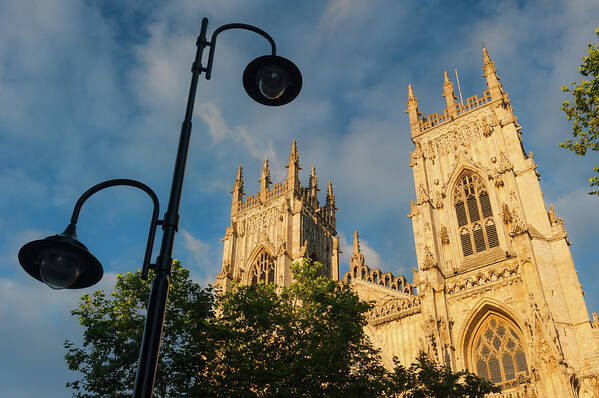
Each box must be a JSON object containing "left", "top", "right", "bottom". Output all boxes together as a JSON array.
[{"left": 215, "top": 47, "right": 599, "bottom": 397}]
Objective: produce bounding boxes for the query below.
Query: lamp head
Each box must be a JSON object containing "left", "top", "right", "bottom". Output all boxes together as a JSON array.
[
  {"left": 243, "top": 55, "right": 302, "bottom": 106},
  {"left": 18, "top": 223, "right": 103, "bottom": 289}
]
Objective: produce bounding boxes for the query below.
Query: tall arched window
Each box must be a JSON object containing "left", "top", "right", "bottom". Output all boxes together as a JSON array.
[
  {"left": 470, "top": 314, "right": 529, "bottom": 387},
  {"left": 250, "top": 250, "right": 275, "bottom": 284},
  {"left": 454, "top": 171, "right": 499, "bottom": 257}
]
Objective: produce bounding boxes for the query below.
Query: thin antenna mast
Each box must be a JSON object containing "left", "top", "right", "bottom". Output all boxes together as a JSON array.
[{"left": 455, "top": 68, "right": 464, "bottom": 106}]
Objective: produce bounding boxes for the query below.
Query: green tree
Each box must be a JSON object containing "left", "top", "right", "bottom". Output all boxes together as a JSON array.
[
  {"left": 64, "top": 261, "right": 215, "bottom": 397},
  {"left": 388, "top": 352, "right": 500, "bottom": 398},
  {"left": 65, "top": 259, "right": 499, "bottom": 397},
  {"left": 560, "top": 27, "right": 599, "bottom": 195},
  {"left": 206, "top": 259, "right": 390, "bottom": 397}
]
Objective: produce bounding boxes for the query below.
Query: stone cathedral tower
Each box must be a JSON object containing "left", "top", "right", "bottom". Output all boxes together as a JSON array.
[
  {"left": 341, "top": 47, "right": 599, "bottom": 397},
  {"left": 216, "top": 141, "right": 340, "bottom": 291},
  {"left": 217, "top": 47, "right": 599, "bottom": 396}
]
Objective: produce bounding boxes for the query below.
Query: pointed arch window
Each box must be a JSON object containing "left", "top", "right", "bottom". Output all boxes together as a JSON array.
[
  {"left": 250, "top": 250, "right": 275, "bottom": 284},
  {"left": 471, "top": 314, "right": 529, "bottom": 387},
  {"left": 454, "top": 172, "right": 499, "bottom": 257}
]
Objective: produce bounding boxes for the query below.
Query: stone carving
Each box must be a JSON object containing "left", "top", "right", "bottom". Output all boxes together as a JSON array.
[
  {"left": 410, "top": 144, "right": 422, "bottom": 164},
  {"left": 501, "top": 194, "right": 527, "bottom": 237},
  {"left": 367, "top": 296, "right": 422, "bottom": 326},
  {"left": 593, "top": 312, "right": 599, "bottom": 328},
  {"left": 434, "top": 191, "right": 445, "bottom": 209},
  {"left": 510, "top": 211, "right": 528, "bottom": 237},
  {"left": 440, "top": 225, "right": 450, "bottom": 245},
  {"left": 581, "top": 375, "right": 599, "bottom": 398},
  {"left": 299, "top": 240, "right": 309, "bottom": 257},
  {"left": 548, "top": 204, "right": 564, "bottom": 226},
  {"left": 497, "top": 151, "right": 513, "bottom": 174},
  {"left": 419, "top": 111, "right": 499, "bottom": 158},
  {"left": 489, "top": 169, "right": 504, "bottom": 187},
  {"left": 416, "top": 184, "right": 429, "bottom": 204},
  {"left": 408, "top": 200, "right": 418, "bottom": 218},
  {"left": 502, "top": 203, "right": 513, "bottom": 224},
  {"left": 445, "top": 262, "right": 519, "bottom": 296},
  {"left": 481, "top": 116, "right": 493, "bottom": 137},
  {"left": 422, "top": 316, "right": 439, "bottom": 361},
  {"left": 524, "top": 298, "right": 564, "bottom": 368},
  {"left": 421, "top": 246, "right": 437, "bottom": 270},
  {"left": 438, "top": 317, "right": 453, "bottom": 348},
  {"left": 277, "top": 240, "right": 287, "bottom": 257}
]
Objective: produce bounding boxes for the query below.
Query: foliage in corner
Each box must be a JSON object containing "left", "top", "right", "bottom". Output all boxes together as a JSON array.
[
  {"left": 64, "top": 261, "right": 215, "bottom": 397},
  {"left": 560, "top": 27, "right": 599, "bottom": 195}
]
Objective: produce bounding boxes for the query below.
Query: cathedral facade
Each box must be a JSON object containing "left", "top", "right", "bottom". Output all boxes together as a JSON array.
[{"left": 217, "top": 48, "right": 599, "bottom": 397}]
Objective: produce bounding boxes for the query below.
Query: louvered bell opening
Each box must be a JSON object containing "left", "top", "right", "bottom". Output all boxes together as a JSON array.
[
  {"left": 473, "top": 225, "right": 486, "bottom": 253},
  {"left": 456, "top": 202, "right": 468, "bottom": 227},
  {"left": 461, "top": 231, "right": 473, "bottom": 256},
  {"left": 468, "top": 197, "right": 480, "bottom": 222},
  {"left": 480, "top": 193, "right": 493, "bottom": 218},
  {"left": 486, "top": 223, "right": 499, "bottom": 248}
]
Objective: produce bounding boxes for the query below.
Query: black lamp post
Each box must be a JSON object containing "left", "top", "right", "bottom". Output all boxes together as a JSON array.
[{"left": 18, "top": 17, "right": 301, "bottom": 398}]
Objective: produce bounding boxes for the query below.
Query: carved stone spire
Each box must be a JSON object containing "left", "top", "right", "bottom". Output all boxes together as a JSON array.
[
  {"left": 442, "top": 71, "right": 458, "bottom": 117},
  {"left": 285, "top": 139, "right": 301, "bottom": 190},
  {"left": 350, "top": 230, "right": 365, "bottom": 267},
  {"left": 406, "top": 84, "right": 422, "bottom": 137},
  {"left": 326, "top": 180, "right": 336, "bottom": 209},
  {"left": 353, "top": 230, "right": 360, "bottom": 254},
  {"left": 259, "top": 156, "right": 271, "bottom": 196},
  {"left": 482, "top": 46, "right": 504, "bottom": 101},
  {"left": 230, "top": 165, "right": 244, "bottom": 215},
  {"left": 326, "top": 180, "right": 337, "bottom": 229},
  {"left": 309, "top": 165, "right": 319, "bottom": 199}
]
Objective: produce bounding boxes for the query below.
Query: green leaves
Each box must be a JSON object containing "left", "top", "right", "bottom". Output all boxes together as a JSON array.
[
  {"left": 560, "top": 27, "right": 599, "bottom": 195},
  {"left": 388, "top": 352, "right": 500, "bottom": 398},
  {"left": 65, "top": 259, "right": 499, "bottom": 397},
  {"left": 64, "top": 261, "right": 215, "bottom": 397}
]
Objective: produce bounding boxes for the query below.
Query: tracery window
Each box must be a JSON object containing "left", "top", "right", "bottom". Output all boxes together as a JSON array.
[
  {"left": 454, "top": 172, "right": 499, "bottom": 257},
  {"left": 471, "top": 314, "right": 529, "bottom": 387},
  {"left": 250, "top": 250, "right": 275, "bottom": 284}
]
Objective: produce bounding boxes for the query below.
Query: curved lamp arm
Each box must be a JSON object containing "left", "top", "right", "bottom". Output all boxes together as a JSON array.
[
  {"left": 198, "top": 18, "right": 277, "bottom": 80},
  {"left": 70, "top": 179, "right": 161, "bottom": 280}
]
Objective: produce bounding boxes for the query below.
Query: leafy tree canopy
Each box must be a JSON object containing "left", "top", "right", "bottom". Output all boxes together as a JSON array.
[
  {"left": 65, "top": 260, "right": 499, "bottom": 397},
  {"left": 560, "top": 27, "right": 599, "bottom": 195}
]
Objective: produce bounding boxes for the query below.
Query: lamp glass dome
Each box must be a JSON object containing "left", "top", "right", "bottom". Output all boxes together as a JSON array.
[
  {"left": 39, "top": 247, "right": 87, "bottom": 289},
  {"left": 257, "top": 64, "right": 289, "bottom": 100},
  {"left": 18, "top": 230, "right": 103, "bottom": 289},
  {"left": 243, "top": 55, "right": 302, "bottom": 106}
]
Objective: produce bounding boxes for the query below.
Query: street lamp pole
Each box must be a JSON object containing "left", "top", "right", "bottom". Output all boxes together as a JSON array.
[
  {"left": 18, "top": 17, "right": 302, "bottom": 398},
  {"left": 131, "top": 18, "right": 209, "bottom": 397}
]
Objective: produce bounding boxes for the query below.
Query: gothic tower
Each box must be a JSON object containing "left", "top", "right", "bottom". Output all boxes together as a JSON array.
[
  {"left": 343, "top": 47, "right": 599, "bottom": 396},
  {"left": 216, "top": 141, "right": 340, "bottom": 291}
]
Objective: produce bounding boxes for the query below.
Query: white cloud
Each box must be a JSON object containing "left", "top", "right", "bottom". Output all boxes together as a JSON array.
[
  {"left": 338, "top": 231, "right": 383, "bottom": 271},
  {"left": 181, "top": 229, "right": 210, "bottom": 264}
]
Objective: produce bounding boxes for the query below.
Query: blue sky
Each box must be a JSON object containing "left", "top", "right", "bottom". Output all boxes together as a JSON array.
[{"left": 1, "top": 0, "right": 598, "bottom": 396}]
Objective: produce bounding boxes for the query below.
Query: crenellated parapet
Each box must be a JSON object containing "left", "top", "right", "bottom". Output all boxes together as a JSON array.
[
  {"left": 407, "top": 46, "right": 508, "bottom": 138},
  {"left": 418, "top": 90, "right": 494, "bottom": 134},
  {"left": 343, "top": 263, "right": 415, "bottom": 294},
  {"left": 343, "top": 231, "right": 415, "bottom": 295}
]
